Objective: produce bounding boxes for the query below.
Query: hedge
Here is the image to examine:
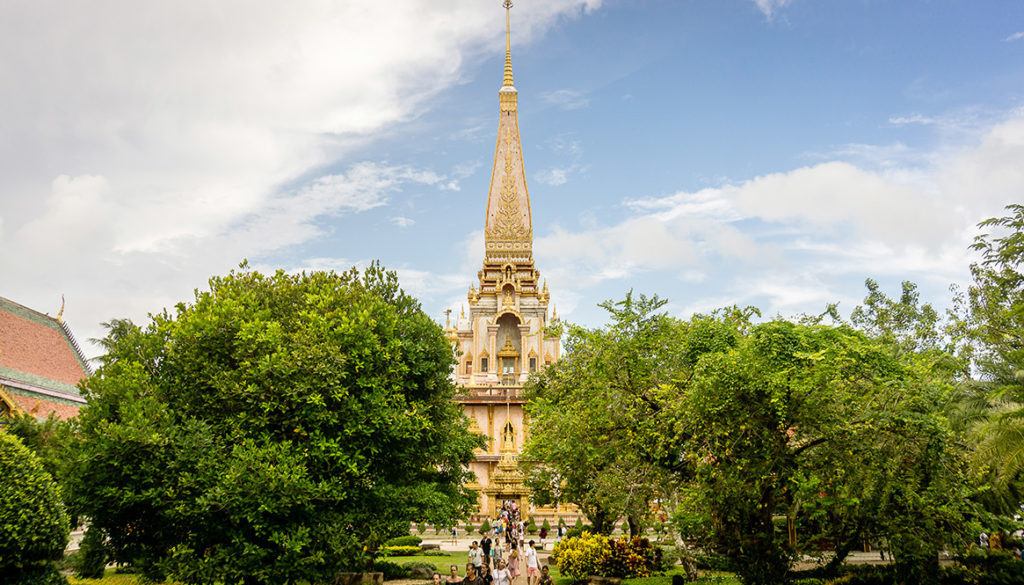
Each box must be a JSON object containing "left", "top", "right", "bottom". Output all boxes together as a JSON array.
[{"left": 0, "top": 432, "right": 70, "bottom": 585}]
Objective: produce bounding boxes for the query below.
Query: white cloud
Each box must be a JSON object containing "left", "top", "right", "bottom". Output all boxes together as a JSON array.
[
  {"left": 531, "top": 110, "right": 1024, "bottom": 320},
  {"left": 0, "top": 0, "right": 602, "bottom": 353},
  {"left": 752, "top": 0, "right": 792, "bottom": 19},
  {"left": 537, "top": 168, "right": 569, "bottom": 186},
  {"left": 541, "top": 89, "right": 590, "bottom": 110},
  {"left": 1004, "top": 32, "right": 1024, "bottom": 42},
  {"left": 391, "top": 216, "right": 416, "bottom": 228}
]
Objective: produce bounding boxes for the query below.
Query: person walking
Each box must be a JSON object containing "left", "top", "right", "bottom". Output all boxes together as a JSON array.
[
  {"left": 481, "top": 533, "right": 493, "bottom": 568},
  {"left": 446, "top": 565, "right": 463, "bottom": 585},
  {"left": 469, "top": 541, "right": 484, "bottom": 573},
  {"left": 451, "top": 526, "right": 459, "bottom": 546},
  {"left": 508, "top": 546, "right": 520, "bottom": 585},
  {"left": 492, "top": 560, "right": 511, "bottom": 585},
  {"left": 524, "top": 540, "right": 539, "bottom": 585},
  {"left": 537, "top": 566, "right": 552, "bottom": 585},
  {"left": 463, "top": 564, "right": 484, "bottom": 585}
]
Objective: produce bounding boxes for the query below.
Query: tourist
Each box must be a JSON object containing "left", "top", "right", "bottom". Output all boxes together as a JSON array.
[
  {"left": 491, "top": 539, "right": 504, "bottom": 567},
  {"left": 469, "top": 541, "right": 484, "bottom": 572},
  {"left": 480, "top": 563, "right": 493, "bottom": 585},
  {"left": 507, "top": 546, "right": 521, "bottom": 585},
  {"left": 452, "top": 525, "right": 459, "bottom": 546},
  {"left": 447, "top": 565, "right": 463, "bottom": 585},
  {"left": 524, "top": 540, "right": 538, "bottom": 585},
  {"left": 464, "top": 563, "right": 484, "bottom": 585},
  {"left": 492, "top": 560, "right": 511, "bottom": 585},
  {"left": 537, "top": 566, "right": 553, "bottom": 585},
  {"left": 482, "top": 533, "right": 493, "bottom": 567},
  {"left": 555, "top": 524, "right": 564, "bottom": 546},
  {"left": 433, "top": 573, "right": 443, "bottom": 585},
  {"left": 538, "top": 525, "right": 547, "bottom": 549}
]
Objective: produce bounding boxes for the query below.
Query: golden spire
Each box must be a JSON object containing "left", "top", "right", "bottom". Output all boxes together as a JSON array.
[{"left": 503, "top": 1, "right": 514, "bottom": 88}]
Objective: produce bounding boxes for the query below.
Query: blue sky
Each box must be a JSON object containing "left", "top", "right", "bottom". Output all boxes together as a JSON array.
[{"left": 1, "top": 0, "right": 1022, "bottom": 352}]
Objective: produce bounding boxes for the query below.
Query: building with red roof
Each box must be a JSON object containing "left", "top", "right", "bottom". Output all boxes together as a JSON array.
[{"left": 0, "top": 295, "right": 90, "bottom": 423}]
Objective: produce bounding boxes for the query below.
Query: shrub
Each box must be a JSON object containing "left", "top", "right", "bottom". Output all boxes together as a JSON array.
[
  {"left": 75, "top": 525, "right": 109, "bottom": 579},
  {"left": 0, "top": 432, "right": 69, "bottom": 585},
  {"left": 423, "top": 550, "right": 451, "bottom": 556},
  {"left": 527, "top": 518, "right": 538, "bottom": 534},
  {"left": 542, "top": 519, "right": 552, "bottom": 533},
  {"left": 564, "top": 522, "right": 594, "bottom": 541},
  {"left": 386, "top": 535, "right": 423, "bottom": 547},
  {"left": 481, "top": 519, "right": 492, "bottom": 534},
  {"left": 658, "top": 546, "right": 680, "bottom": 571},
  {"left": 553, "top": 532, "right": 659, "bottom": 580},
  {"left": 553, "top": 532, "right": 611, "bottom": 580},
  {"left": 417, "top": 522, "right": 427, "bottom": 534},
  {"left": 383, "top": 545, "right": 422, "bottom": 556},
  {"left": 403, "top": 561, "right": 439, "bottom": 577},
  {"left": 374, "top": 560, "right": 409, "bottom": 580},
  {"left": 465, "top": 521, "right": 474, "bottom": 534}
]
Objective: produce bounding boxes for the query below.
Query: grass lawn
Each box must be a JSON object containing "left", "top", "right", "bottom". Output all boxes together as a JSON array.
[{"left": 67, "top": 572, "right": 156, "bottom": 585}]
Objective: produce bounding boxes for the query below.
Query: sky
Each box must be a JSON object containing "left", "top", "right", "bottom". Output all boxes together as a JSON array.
[{"left": 1, "top": 0, "right": 1023, "bottom": 357}]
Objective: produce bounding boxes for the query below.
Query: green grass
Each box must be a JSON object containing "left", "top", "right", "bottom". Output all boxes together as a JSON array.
[
  {"left": 67, "top": 571, "right": 159, "bottom": 585},
  {"left": 386, "top": 550, "right": 470, "bottom": 572}
]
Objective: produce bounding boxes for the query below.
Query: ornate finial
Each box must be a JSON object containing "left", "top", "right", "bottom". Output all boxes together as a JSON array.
[
  {"left": 461, "top": 305, "right": 466, "bottom": 319},
  {"left": 503, "top": 1, "right": 514, "bottom": 88},
  {"left": 445, "top": 308, "right": 452, "bottom": 329},
  {"left": 56, "top": 294, "right": 65, "bottom": 324}
]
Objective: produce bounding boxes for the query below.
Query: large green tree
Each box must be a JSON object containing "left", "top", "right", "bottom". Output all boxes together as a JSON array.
[
  {"left": 522, "top": 293, "right": 682, "bottom": 536},
  {"left": 966, "top": 204, "right": 1024, "bottom": 486},
  {"left": 65, "top": 264, "right": 481, "bottom": 585}
]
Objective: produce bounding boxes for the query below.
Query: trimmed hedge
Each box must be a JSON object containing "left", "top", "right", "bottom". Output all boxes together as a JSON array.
[
  {"left": 0, "top": 432, "right": 70, "bottom": 585},
  {"left": 383, "top": 545, "right": 422, "bottom": 556},
  {"left": 373, "top": 560, "right": 409, "bottom": 580},
  {"left": 385, "top": 535, "right": 423, "bottom": 547}
]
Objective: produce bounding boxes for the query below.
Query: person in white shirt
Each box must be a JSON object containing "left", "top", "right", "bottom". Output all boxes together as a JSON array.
[
  {"left": 492, "top": 559, "right": 511, "bottom": 585},
  {"left": 469, "top": 541, "right": 484, "bottom": 571},
  {"left": 524, "top": 540, "right": 539, "bottom": 585}
]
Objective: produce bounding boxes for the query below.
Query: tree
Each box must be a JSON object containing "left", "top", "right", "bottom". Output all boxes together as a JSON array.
[
  {"left": 65, "top": 264, "right": 481, "bottom": 584},
  {"left": 522, "top": 293, "right": 682, "bottom": 536},
  {"left": 0, "top": 432, "right": 70, "bottom": 585},
  {"left": 480, "top": 519, "right": 491, "bottom": 535},
  {"left": 966, "top": 204, "right": 1024, "bottom": 485}
]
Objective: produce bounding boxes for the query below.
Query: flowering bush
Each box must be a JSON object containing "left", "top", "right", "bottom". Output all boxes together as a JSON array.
[{"left": 552, "top": 532, "right": 660, "bottom": 581}]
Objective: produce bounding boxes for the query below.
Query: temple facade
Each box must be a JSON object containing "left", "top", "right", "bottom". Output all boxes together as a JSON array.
[{"left": 445, "top": 2, "right": 565, "bottom": 522}]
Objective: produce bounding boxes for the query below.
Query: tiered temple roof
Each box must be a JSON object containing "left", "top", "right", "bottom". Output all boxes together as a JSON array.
[{"left": 0, "top": 295, "right": 90, "bottom": 423}]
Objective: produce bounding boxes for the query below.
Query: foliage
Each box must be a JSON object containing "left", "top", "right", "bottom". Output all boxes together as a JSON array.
[
  {"left": 385, "top": 535, "right": 423, "bottom": 547},
  {"left": 523, "top": 293, "right": 683, "bottom": 535},
  {"left": 553, "top": 532, "right": 660, "bottom": 580},
  {"left": 965, "top": 204, "right": 1024, "bottom": 488},
  {"left": 64, "top": 264, "right": 482, "bottom": 585},
  {"left": 418, "top": 522, "right": 427, "bottom": 534},
  {"left": 75, "top": 526, "right": 110, "bottom": 579},
  {"left": 383, "top": 545, "right": 422, "bottom": 556},
  {"left": 564, "top": 523, "right": 593, "bottom": 541},
  {"left": 527, "top": 518, "right": 538, "bottom": 534},
  {"left": 465, "top": 521, "right": 475, "bottom": 534},
  {"left": 481, "top": 519, "right": 492, "bottom": 534},
  {"left": 0, "top": 432, "right": 70, "bottom": 585},
  {"left": 6, "top": 412, "right": 73, "bottom": 487},
  {"left": 553, "top": 532, "right": 611, "bottom": 580},
  {"left": 373, "top": 560, "right": 409, "bottom": 580},
  {"left": 542, "top": 519, "right": 552, "bottom": 532}
]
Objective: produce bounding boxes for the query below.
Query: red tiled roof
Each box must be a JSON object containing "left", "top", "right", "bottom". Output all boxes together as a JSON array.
[
  {"left": 8, "top": 393, "right": 80, "bottom": 421},
  {"left": 0, "top": 296, "right": 89, "bottom": 388}
]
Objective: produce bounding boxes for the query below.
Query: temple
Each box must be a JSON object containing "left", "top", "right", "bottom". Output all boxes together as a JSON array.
[
  {"left": 0, "top": 295, "right": 90, "bottom": 425},
  {"left": 445, "top": 1, "right": 564, "bottom": 522}
]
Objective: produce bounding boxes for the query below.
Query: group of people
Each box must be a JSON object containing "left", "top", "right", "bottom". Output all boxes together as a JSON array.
[
  {"left": 438, "top": 537, "right": 547, "bottom": 585},
  {"left": 431, "top": 562, "right": 551, "bottom": 585}
]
